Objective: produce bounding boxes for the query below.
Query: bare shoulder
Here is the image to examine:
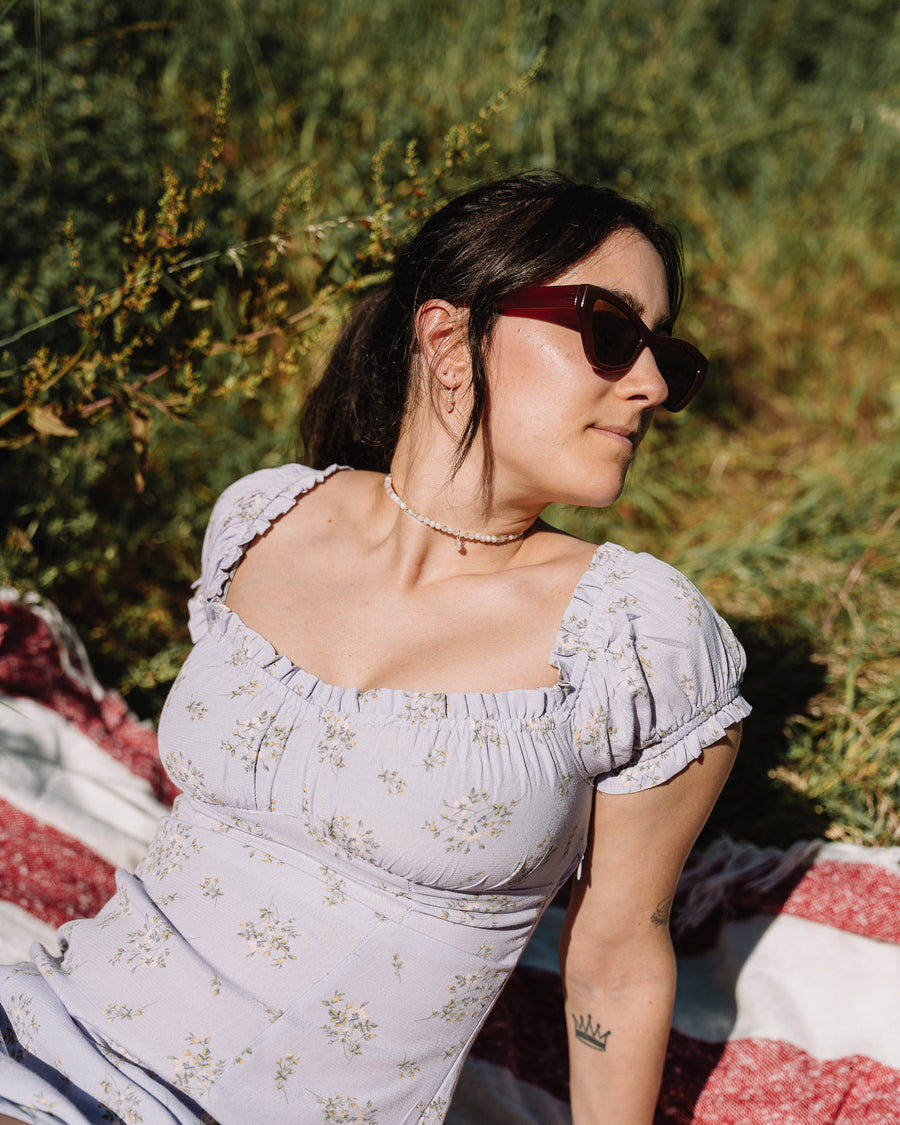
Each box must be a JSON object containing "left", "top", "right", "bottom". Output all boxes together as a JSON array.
[
  {"left": 246, "top": 467, "right": 377, "bottom": 554},
  {"left": 517, "top": 519, "right": 600, "bottom": 598}
]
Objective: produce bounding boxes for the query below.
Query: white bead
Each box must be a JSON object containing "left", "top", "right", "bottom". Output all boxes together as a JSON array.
[{"left": 384, "top": 473, "right": 529, "bottom": 548}]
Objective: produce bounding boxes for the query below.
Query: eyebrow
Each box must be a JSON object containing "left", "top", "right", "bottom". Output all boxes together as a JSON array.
[{"left": 604, "top": 286, "right": 673, "bottom": 332}]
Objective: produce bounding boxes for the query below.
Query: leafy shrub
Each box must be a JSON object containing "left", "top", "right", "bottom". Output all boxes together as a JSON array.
[{"left": 2, "top": 0, "right": 898, "bottom": 842}]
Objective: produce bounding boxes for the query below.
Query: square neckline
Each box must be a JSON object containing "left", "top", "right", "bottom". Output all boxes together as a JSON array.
[{"left": 206, "top": 463, "right": 613, "bottom": 710}]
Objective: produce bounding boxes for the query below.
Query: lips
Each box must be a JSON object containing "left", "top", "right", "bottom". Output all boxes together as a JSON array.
[{"left": 590, "top": 425, "right": 638, "bottom": 448}]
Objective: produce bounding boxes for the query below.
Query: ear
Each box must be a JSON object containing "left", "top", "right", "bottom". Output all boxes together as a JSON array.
[{"left": 414, "top": 299, "right": 470, "bottom": 390}]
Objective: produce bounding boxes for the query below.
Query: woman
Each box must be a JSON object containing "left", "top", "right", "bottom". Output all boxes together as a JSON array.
[{"left": 0, "top": 171, "right": 748, "bottom": 1124}]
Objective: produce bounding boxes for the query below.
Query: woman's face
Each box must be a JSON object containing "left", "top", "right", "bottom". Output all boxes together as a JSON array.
[{"left": 485, "top": 227, "right": 671, "bottom": 512}]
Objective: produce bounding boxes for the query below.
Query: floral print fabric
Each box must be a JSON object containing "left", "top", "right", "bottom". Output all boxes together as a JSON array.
[{"left": 0, "top": 464, "right": 750, "bottom": 1124}]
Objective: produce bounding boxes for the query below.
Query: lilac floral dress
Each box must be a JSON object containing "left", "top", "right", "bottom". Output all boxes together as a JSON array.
[{"left": 0, "top": 464, "right": 750, "bottom": 1124}]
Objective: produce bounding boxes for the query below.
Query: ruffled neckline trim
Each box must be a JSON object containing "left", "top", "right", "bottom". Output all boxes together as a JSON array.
[{"left": 200, "top": 462, "right": 627, "bottom": 719}]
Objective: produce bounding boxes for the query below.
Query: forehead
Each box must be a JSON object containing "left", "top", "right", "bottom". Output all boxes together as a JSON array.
[{"left": 554, "top": 229, "right": 670, "bottom": 320}]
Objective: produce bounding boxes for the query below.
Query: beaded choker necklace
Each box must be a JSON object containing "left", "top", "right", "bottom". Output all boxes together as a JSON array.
[{"left": 383, "top": 474, "right": 527, "bottom": 552}]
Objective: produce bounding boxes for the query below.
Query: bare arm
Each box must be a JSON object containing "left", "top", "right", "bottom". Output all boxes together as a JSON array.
[{"left": 561, "top": 724, "right": 741, "bottom": 1125}]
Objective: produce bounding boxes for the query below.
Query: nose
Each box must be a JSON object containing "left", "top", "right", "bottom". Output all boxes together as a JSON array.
[{"left": 617, "top": 344, "right": 668, "bottom": 409}]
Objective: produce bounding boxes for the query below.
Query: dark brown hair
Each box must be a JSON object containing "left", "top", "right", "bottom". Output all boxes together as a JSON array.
[{"left": 301, "top": 171, "right": 684, "bottom": 474}]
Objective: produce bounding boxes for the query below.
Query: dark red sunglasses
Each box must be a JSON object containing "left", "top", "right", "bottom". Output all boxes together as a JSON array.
[{"left": 495, "top": 284, "right": 707, "bottom": 412}]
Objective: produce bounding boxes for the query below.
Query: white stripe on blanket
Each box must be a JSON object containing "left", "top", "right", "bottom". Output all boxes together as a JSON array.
[
  {"left": 0, "top": 901, "right": 58, "bottom": 965},
  {"left": 712, "top": 913, "right": 900, "bottom": 1066},
  {"left": 0, "top": 694, "right": 168, "bottom": 871}
]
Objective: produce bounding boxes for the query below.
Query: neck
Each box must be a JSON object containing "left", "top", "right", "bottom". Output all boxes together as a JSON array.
[
  {"left": 386, "top": 406, "right": 543, "bottom": 551},
  {"left": 384, "top": 474, "right": 530, "bottom": 552}
]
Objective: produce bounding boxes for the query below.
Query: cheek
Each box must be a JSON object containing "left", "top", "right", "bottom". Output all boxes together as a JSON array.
[{"left": 491, "top": 323, "right": 588, "bottom": 410}]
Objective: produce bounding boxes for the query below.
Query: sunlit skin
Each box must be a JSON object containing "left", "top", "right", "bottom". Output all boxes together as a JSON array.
[
  {"left": 480, "top": 228, "right": 671, "bottom": 515},
  {"left": 392, "top": 226, "right": 671, "bottom": 536}
]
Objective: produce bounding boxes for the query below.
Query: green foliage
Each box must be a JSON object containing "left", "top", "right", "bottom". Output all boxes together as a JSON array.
[{"left": 1, "top": 0, "right": 898, "bottom": 843}]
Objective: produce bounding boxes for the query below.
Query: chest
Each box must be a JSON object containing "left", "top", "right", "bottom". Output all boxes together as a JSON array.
[
  {"left": 225, "top": 549, "right": 577, "bottom": 694},
  {"left": 158, "top": 616, "right": 592, "bottom": 895}
]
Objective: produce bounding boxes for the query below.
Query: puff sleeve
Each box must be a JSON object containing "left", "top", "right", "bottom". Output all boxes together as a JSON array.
[
  {"left": 557, "top": 544, "right": 751, "bottom": 794},
  {"left": 186, "top": 464, "right": 344, "bottom": 643}
]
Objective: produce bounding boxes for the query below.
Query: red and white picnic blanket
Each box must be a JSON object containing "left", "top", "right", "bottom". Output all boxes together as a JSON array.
[{"left": 2, "top": 590, "right": 899, "bottom": 1124}]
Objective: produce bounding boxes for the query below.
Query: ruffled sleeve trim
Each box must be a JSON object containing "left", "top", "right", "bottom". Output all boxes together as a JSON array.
[
  {"left": 593, "top": 691, "right": 751, "bottom": 793},
  {"left": 187, "top": 463, "right": 346, "bottom": 643}
]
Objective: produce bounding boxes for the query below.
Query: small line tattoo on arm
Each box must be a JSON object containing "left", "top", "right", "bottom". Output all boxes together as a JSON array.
[
  {"left": 571, "top": 1012, "right": 611, "bottom": 1052},
  {"left": 651, "top": 894, "right": 674, "bottom": 926}
]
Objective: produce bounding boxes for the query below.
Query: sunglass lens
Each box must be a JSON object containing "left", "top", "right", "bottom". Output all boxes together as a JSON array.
[
  {"left": 587, "top": 294, "right": 704, "bottom": 411},
  {"left": 653, "top": 342, "right": 699, "bottom": 410},
  {"left": 590, "top": 299, "right": 641, "bottom": 366}
]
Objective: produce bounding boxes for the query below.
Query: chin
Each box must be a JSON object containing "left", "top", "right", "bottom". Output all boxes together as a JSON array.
[
  {"left": 562, "top": 470, "right": 629, "bottom": 511},
  {"left": 585, "top": 493, "right": 625, "bottom": 511},
  {"left": 553, "top": 487, "right": 626, "bottom": 511}
]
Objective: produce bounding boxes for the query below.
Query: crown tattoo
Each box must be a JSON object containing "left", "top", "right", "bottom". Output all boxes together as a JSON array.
[{"left": 571, "top": 1012, "right": 611, "bottom": 1052}]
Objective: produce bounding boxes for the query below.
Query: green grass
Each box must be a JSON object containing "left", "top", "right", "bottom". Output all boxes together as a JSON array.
[{"left": 2, "top": 0, "right": 898, "bottom": 848}]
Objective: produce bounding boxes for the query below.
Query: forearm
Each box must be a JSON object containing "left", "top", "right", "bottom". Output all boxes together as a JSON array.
[{"left": 564, "top": 943, "right": 676, "bottom": 1125}]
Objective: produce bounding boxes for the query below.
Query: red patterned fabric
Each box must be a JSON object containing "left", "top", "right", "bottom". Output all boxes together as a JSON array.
[
  {"left": 0, "top": 796, "right": 116, "bottom": 929},
  {"left": 691, "top": 1041, "right": 900, "bottom": 1125},
  {"left": 0, "top": 596, "right": 176, "bottom": 807},
  {"left": 779, "top": 861, "right": 900, "bottom": 943}
]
